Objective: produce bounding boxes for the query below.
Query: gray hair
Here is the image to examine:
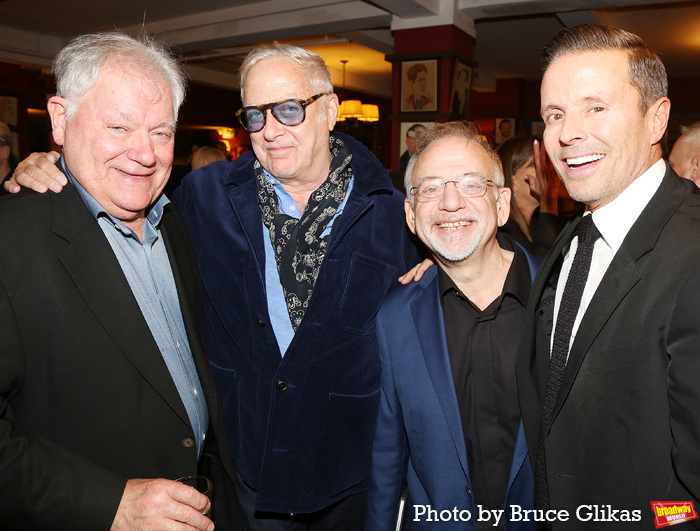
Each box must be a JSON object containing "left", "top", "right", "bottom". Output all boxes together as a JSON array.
[
  {"left": 239, "top": 43, "right": 333, "bottom": 103},
  {"left": 404, "top": 121, "right": 504, "bottom": 204},
  {"left": 53, "top": 32, "right": 187, "bottom": 121},
  {"left": 0, "top": 121, "right": 11, "bottom": 147},
  {"left": 542, "top": 24, "right": 667, "bottom": 115},
  {"left": 680, "top": 121, "right": 700, "bottom": 150}
]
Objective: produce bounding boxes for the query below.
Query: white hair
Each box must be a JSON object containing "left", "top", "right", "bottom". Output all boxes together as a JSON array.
[{"left": 54, "top": 32, "right": 187, "bottom": 121}]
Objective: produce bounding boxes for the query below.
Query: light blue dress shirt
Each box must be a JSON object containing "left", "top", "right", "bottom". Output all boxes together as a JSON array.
[
  {"left": 61, "top": 158, "right": 208, "bottom": 457},
  {"left": 262, "top": 169, "right": 354, "bottom": 356}
]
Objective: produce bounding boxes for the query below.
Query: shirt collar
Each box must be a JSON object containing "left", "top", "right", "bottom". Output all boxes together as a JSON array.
[
  {"left": 589, "top": 158, "right": 665, "bottom": 254},
  {"left": 59, "top": 155, "right": 170, "bottom": 237},
  {"left": 437, "top": 233, "right": 531, "bottom": 308}
]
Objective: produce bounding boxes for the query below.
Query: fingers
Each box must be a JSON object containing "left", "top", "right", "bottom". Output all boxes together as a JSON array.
[
  {"left": 398, "top": 258, "right": 434, "bottom": 284},
  {"left": 111, "top": 478, "right": 214, "bottom": 531},
  {"left": 10, "top": 151, "right": 67, "bottom": 194}
]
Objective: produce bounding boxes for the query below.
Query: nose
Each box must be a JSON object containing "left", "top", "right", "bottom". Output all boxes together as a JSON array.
[
  {"left": 262, "top": 109, "right": 285, "bottom": 140},
  {"left": 557, "top": 113, "right": 587, "bottom": 146},
  {"left": 438, "top": 181, "right": 466, "bottom": 212},
  {"left": 127, "top": 131, "right": 157, "bottom": 167}
]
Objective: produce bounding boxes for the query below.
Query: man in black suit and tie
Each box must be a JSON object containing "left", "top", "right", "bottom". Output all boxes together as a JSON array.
[
  {"left": 0, "top": 32, "right": 238, "bottom": 530},
  {"left": 516, "top": 24, "right": 700, "bottom": 530}
]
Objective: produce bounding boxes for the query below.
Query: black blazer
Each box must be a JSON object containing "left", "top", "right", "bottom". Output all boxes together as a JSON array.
[
  {"left": 516, "top": 165, "right": 700, "bottom": 530},
  {"left": 0, "top": 183, "right": 239, "bottom": 530}
]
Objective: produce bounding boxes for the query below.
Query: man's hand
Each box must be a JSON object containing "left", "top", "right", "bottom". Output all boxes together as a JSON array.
[
  {"left": 4, "top": 151, "right": 66, "bottom": 194},
  {"left": 399, "top": 258, "right": 434, "bottom": 284},
  {"left": 527, "top": 139, "right": 561, "bottom": 214},
  {"left": 111, "top": 478, "right": 214, "bottom": 531}
]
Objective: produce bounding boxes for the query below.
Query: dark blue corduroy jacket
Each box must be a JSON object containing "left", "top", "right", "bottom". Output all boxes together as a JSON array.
[{"left": 173, "top": 133, "right": 420, "bottom": 514}]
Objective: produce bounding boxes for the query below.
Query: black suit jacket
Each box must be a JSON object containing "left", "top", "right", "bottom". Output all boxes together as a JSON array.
[
  {"left": 0, "top": 183, "right": 238, "bottom": 530},
  {"left": 516, "top": 165, "right": 700, "bottom": 530}
]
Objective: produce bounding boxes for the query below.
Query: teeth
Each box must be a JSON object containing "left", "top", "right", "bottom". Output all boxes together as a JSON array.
[
  {"left": 438, "top": 221, "right": 470, "bottom": 229},
  {"left": 567, "top": 154, "right": 604, "bottom": 166}
]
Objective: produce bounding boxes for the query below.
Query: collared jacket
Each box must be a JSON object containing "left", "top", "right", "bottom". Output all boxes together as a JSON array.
[
  {"left": 366, "top": 245, "right": 541, "bottom": 531},
  {"left": 173, "top": 133, "right": 420, "bottom": 513}
]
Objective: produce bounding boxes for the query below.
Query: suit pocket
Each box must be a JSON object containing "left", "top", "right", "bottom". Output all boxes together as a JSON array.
[
  {"left": 587, "top": 341, "right": 651, "bottom": 371},
  {"left": 338, "top": 253, "right": 397, "bottom": 335},
  {"left": 312, "top": 388, "right": 381, "bottom": 495}
]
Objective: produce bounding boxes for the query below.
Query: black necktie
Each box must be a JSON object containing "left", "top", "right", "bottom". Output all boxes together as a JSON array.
[{"left": 535, "top": 214, "right": 601, "bottom": 510}]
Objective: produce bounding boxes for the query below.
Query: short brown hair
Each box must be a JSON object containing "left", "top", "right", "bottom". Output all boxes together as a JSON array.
[{"left": 542, "top": 24, "right": 667, "bottom": 114}]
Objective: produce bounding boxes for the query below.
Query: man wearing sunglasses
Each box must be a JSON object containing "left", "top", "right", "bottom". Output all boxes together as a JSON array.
[
  {"left": 176, "top": 43, "right": 419, "bottom": 531},
  {"left": 366, "top": 122, "right": 539, "bottom": 531},
  {"left": 6, "top": 42, "right": 419, "bottom": 530}
]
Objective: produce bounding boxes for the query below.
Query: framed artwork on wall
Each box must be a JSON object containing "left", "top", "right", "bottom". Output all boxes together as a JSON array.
[
  {"left": 399, "top": 122, "right": 431, "bottom": 174},
  {"left": 450, "top": 61, "right": 472, "bottom": 116},
  {"left": 401, "top": 60, "right": 437, "bottom": 112}
]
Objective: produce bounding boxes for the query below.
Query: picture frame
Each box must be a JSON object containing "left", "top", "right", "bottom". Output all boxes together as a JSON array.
[
  {"left": 495, "top": 118, "right": 515, "bottom": 145},
  {"left": 0, "top": 96, "right": 18, "bottom": 126},
  {"left": 399, "top": 122, "right": 431, "bottom": 174},
  {"left": 450, "top": 61, "right": 472, "bottom": 116},
  {"left": 400, "top": 60, "right": 437, "bottom": 113}
]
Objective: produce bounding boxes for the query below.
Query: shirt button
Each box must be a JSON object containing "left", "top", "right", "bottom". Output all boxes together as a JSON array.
[
  {"left": 182, "top": 438, "right": 195, "bottom": 448},
  {"left": 276, "top": 380, "right": 288, "bottom": 391},
  {"left": 255, "top": 319, "right": 266, "bottom": 327}
]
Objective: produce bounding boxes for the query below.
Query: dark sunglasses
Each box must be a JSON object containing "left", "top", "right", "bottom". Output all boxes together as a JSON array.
[{"left": 235, "top": 93, "right": 329, "bottom": 133}]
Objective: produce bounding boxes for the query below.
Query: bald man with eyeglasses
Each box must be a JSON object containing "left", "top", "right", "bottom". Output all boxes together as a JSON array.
[{"left": 10, "top": 42, "right": 420, "bottom": 531}]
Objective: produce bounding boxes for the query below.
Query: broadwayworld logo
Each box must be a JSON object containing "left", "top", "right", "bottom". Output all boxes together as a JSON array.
[{"left": 650, "top": 501, "right": 699, "bottom": 528}]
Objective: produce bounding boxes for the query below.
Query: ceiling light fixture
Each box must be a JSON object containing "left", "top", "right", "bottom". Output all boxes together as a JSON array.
[{"left": 337, "top": 60, "right": 379, "bottom": 123}]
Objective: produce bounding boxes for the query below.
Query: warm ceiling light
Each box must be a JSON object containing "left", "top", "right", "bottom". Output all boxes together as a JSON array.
[
  {"left": 337, "top": 60, "right": 379, "bottom": 122},
  {"left": 360, "top": 104, "right": 379, "bottom": 122}
]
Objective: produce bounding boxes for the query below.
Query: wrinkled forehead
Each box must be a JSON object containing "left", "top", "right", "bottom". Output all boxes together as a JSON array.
[{"left": 243, "top": 57, "right": 311, "bottom": 105}]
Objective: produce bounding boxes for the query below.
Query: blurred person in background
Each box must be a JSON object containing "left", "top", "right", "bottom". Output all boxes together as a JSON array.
[{"left": 497, "top": 136, "right": 571, "bottom": 256}]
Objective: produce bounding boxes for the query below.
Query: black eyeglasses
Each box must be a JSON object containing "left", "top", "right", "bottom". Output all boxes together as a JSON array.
[{"left": 235, "top": 93, "right": 329, "bottom": 133}]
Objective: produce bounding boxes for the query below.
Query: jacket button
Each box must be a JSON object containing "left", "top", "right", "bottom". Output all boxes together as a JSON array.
[
  {"left": 466, "top": 487, "right": 472, "bottom": 497},
  {"left": 255, "top": 319, "right": 265, "bottom": 327},
  {"left": 276, "top": 380, "right": 288, "bottom": 391},
  {"left": 182, "top": 438, "right": 195, "bottom": 448}
]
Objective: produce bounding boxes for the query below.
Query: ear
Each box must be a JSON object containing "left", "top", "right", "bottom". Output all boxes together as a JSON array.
[
  {"left": 404, "top": 197, "right": 417, "bottom": 235},
  {"left": 648, "top": 97, "right": 671, "bottom": 146},
  {"left": 326, "top": 93, "right": 339, "bottom": 131},
  {"left": 0, "top": 144, "right": 10, "bottom": 160},
  {"left": 496, "top": 186, "right": 512, "bottom": 227},
  {"left": 47, "top": 96, "right": 68, "bottom": 146},
  {"left": 690, "top": 155, "right": 700, "bottom": 185}
]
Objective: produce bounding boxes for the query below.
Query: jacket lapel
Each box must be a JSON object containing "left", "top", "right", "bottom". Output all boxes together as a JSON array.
[
  {"left": 552, "top": 167, "right": 686, "bottom": 420},
  {"left": 52, "top": 186, "right": 190, "bottom": 427},
  {"left": 411, "top": 269, "right": 471, "bottom": 480}
]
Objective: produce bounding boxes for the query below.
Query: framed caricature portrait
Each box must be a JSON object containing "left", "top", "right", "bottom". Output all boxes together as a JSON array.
[
  {"left": 399, "top": 122, "right": 431, "bottom": 173},
  {"left": 450, "top": 61, "right": 472, "bottom": 116},
  {"left": 401, "top": 60, "right": 437, "bottom": 112},
  {"left": 495, "top": 118, "right": 515, "bottom": 145}
]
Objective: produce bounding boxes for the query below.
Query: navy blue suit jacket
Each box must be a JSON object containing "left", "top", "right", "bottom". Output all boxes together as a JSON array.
[
  {"left": 366, "top": 248, "right": 540, "bottom": 531},
  {"left": 173, "top": 133, "right": 420, "bottom": 513}
]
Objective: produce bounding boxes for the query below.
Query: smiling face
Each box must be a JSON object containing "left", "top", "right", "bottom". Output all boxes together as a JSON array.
[
  {"left": 48, "top": 59, "right": 175, "bottom": 234},
  {"left": 243, "top": 56, "right": 338, "bottom": 186},
  {"left": 405, "top": 136, "right": 510, "bottom": 266},
  {"left": 540, "top": 49, "right": 669, "bottom": 211}
]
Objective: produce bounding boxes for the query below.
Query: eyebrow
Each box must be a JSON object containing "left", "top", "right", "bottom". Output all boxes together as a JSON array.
[
  {"left": 106, "top": 110, "right": 176, "bottom": 131},
  {"left": 541, "top": 95, "right": 606, "bottom": 115},
  {"left": 418, "top": 172, "right": 486, "bottom": 182}
]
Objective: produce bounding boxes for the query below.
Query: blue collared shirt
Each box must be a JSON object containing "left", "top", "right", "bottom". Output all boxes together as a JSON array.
[
  {"left": 262, "top": 169, "right": 354, "bottom": 356},
  {"left": 61, "top": 157, "right": 208, "bottom": 457}
]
